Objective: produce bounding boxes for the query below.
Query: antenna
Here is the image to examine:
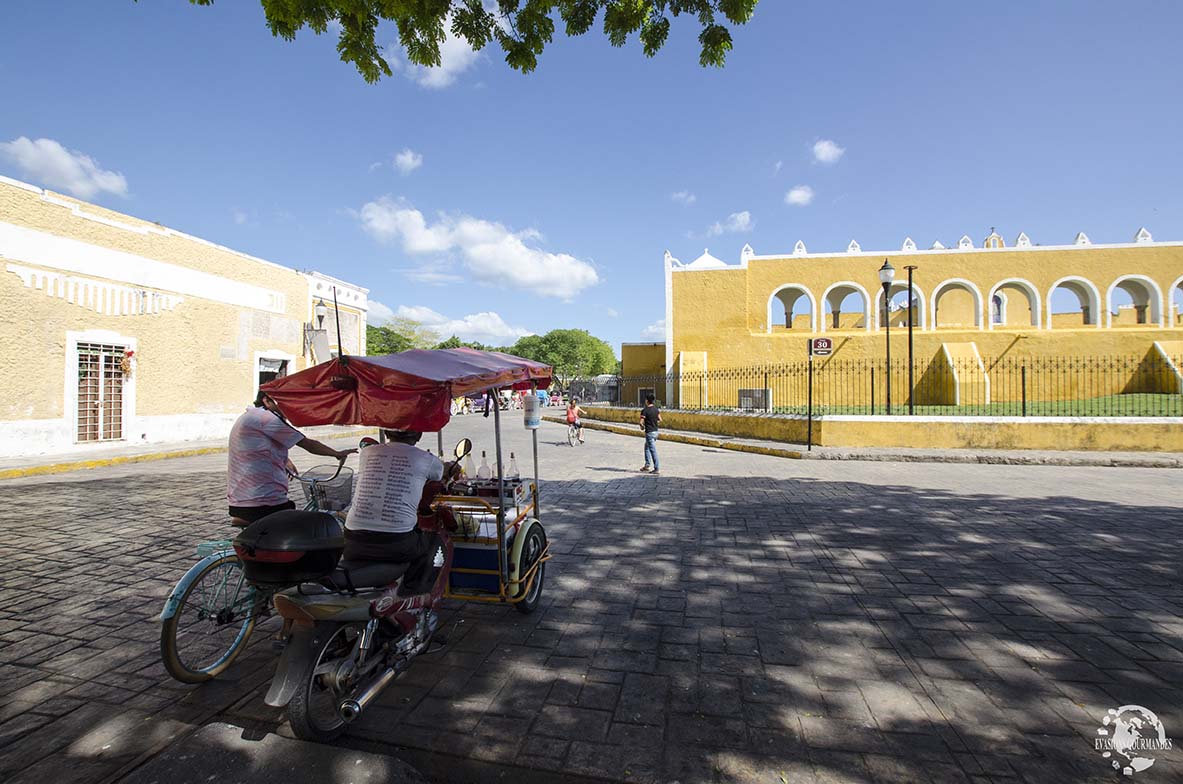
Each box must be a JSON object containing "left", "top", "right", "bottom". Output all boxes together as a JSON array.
[{"left": 332, "top": 286, "right": 346, "bottom": 364}]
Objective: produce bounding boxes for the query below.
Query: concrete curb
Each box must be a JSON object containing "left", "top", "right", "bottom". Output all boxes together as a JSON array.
[
  {"left": 0, "top": 428, "right": 379, "bottom": 481},
  {"left": 543, "top": 416, "right": 806, "bottom": 460},
  {"left": 549, "top": 416, "right": 1183, "bottom": 469}
]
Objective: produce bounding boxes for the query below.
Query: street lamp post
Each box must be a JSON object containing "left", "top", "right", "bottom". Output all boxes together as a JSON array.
[
  {"left": 904, "top": 265, "right": 918, "bottom": 415},
  {"left": 315, "top": 298, "right": 327, "bottom": 329},
  {"left": 878, "top": 260, "right": 896, "bottom": 414}
]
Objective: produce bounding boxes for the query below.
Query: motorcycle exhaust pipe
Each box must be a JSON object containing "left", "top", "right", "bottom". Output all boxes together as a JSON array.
[{"left": 339, "top": 666, "right": 399, "bottom": 722}]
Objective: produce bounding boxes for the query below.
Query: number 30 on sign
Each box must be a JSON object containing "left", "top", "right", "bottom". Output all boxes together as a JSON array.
[{"left": 810, "top": 338, "right": 833, "bottom": 357}]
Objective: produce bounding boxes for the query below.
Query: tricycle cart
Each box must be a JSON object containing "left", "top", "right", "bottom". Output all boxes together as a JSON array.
[{"left": 262, "top": 347, "right": 553, "bottom": 612}]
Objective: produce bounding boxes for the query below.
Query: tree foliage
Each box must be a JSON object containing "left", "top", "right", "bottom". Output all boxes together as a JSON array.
[
  {"left": 365, "top": 317, "right": 439, "bottom": 355},
  {"left": 186, "top": 1, "right": 759, "bottom": 81},
  {"left": 508, "top": 328, "right": 615, "bottom": 383}
]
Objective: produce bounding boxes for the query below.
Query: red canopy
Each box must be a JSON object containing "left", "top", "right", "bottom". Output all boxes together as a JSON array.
[{"left": 259, "top": 348, "right": 552, "bottom": 431}]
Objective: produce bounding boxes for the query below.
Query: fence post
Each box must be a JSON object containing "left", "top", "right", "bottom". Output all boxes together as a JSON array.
[
  {"left": 1021, "top": 365, "right": 1027, "bottom": 417},
  {"left": 764, "top": 369, "right": 770, "bottom": 413},
  {"left": 807, "top": 355, "right": 813, "bottom": 451},
  {"left": 870, "top": 366, "right": 875, "bottom": 416}
]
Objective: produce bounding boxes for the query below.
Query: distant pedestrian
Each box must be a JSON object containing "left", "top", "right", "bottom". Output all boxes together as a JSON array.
[{"left": 639, "top": 394, "right": 661, "bottom": 474}]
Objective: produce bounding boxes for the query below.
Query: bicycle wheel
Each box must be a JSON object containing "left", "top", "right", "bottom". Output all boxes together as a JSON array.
[
  {"left": 567, "top": 425, "right": 577, "bottom": 446},
  {"left": 160, "top": 553, "right": 262, "bottom": 683}
]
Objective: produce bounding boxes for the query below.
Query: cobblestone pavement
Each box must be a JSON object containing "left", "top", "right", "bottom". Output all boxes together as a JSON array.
[{"left": 2, "top": 417, "right": 1182, "bottom": 783}]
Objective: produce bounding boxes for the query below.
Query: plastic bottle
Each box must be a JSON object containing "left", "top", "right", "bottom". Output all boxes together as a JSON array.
[
  {"left": 477, "top": 451, "right": 492, "bottom": 479},
  {"left": 463, "top": 451, "right": 476, "bottom": 478},
  {"left": 507, "top": 452, "right": 520, "bottom": 480}
]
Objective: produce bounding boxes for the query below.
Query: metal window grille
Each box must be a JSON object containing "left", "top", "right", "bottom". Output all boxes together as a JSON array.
[{"left": 76, "top": 342, "right": 125, "bottom": 442}]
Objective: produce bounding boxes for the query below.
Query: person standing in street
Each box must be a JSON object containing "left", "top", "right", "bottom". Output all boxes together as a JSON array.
[{"left": 639, "top": 394, "right": 661, "bottom": 474}]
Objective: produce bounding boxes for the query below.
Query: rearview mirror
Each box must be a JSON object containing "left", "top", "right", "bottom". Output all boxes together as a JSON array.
[{"left": 454, "top": 438, "right": 473, "bottom": 460}]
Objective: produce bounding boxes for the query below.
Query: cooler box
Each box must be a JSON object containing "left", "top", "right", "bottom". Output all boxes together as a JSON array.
[{"left": 450, "top": 534, "right": 514, "bottom": 594}]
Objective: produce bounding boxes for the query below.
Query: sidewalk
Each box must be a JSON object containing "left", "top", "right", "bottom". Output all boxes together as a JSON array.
[
  {"left": 0, "top": 425, "right": 376, "bottom": 480},
  {"left": 548, "top": 415, "right": 1183, "bottom": 468}
]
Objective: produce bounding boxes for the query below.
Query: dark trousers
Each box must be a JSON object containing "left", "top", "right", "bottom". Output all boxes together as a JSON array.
[
  {"left": 343, "top": 528, "right": 439, "bottom": 596},
  {"left": 229, "top": 500, "right": 295, "bottom": 525}
]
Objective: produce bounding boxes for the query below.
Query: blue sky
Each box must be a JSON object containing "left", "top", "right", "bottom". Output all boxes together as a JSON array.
[{"left": 3, "top": 1, "right": 1182, "bottom": 351}]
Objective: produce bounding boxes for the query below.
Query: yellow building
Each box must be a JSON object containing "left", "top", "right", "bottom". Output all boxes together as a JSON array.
[
  {"left": 0, "top": 175, "right": 368, "bottom": 457},
  {"left": 637, "top": 230, "right": 1183, "bottom": 407}
]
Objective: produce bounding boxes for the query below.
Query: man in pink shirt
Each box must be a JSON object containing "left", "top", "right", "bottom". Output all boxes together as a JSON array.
[{"left": 226, "top": 393, "right": 355, "bottom": 524}]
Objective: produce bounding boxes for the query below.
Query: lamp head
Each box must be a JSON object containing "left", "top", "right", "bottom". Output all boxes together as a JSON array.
[
  {"left": 878, "top": 259, "right": 896, "bottom": 287},
  {"left": 315, "top": 298, "right": 327, "bottom": 328}
]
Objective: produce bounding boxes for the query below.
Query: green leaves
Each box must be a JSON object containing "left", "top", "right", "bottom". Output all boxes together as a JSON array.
[
  {"left": 506, "top": 329, "right": 615, "bottom": 382},
  {"left": 184, "top": 0, "right": 757, "bottom": 81}
]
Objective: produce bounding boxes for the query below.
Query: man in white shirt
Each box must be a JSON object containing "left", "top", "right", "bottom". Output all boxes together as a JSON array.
[
  {"left": 344, "top": 429, "right": 451, "bottom": 597},
  {"left": 227, "top": 393, "right": 355, "bottom": 524}
]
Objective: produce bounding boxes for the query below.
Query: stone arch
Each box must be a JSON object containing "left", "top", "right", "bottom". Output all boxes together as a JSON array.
[
  {"left": 767, "top": 284, "right": 817, "bottom": 333},
  {"left": 1046, "top": 276, "right": 1101, "bottom": 329},
  {"left": 987, "top": 278, "right": 1041, "bottom": 329},
  {"left": 873, "top": 282, "right": 927, "bottom": 331},
  {"left": 1106, "top": 275, "right": 1164, "bottom": 328},
  {"left": 931, "top": 278, "right": 984, "bottom": 330},
  {"left": 820, "top": 281, "right": 872, "bottom": 332},
  {"left": 1171, "top": 274, "right": 1183, "bottom": 327}
]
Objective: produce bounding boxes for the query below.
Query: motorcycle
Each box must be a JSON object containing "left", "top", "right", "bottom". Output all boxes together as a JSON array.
[{"left": 235, "top": 438, "right": 471, "bottom": 742}]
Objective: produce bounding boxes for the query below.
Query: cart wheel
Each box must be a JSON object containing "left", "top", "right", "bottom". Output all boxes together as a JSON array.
[{"left": 514, "top": 525, "right": 546, "bottom": 615}]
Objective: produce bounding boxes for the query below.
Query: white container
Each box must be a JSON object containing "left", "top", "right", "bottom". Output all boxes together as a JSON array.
[{"left": 523, "top": 393, "right": 541, "bottom": 429}]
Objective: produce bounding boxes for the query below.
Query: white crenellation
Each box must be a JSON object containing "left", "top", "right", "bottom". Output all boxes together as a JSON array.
[
  {"left": 1015, "top": 232, "right": 1032, "bottom": 248},
  {"left": 1135, "top": 227, "right": 1153, "bottom": 243},
  {"left": 958, "top": 235, "right": 974, "bottom": 250},
  {"left": 1075, "top": 232, "right": 1091, "bottom": 246},
  {"left": 902, "top": 237, "right": 917, "bottom": 251},
  {"left": 7, "top": 263, "right": 183, "bottom": 315},
  {"left": 793, "top": 240, "right": 807, "bottom": 255},
  {"left": 740, "top": 243, "right": 755, "bottom": 263},
  {"left": 931, "top": 240, "right": 946, "bottom": 249},
  {"left": 847, "top": 240, "right": 861, "bottom": 253}
]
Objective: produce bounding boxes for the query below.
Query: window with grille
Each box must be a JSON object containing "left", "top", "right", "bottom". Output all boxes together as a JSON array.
[{"left": 76, "top": 343, "right": 125, "bottom": 442}]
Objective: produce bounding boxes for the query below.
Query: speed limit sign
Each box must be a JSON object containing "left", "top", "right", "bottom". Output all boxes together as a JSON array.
[{"left": 811, "top": 338, "right": 833, "bottom": 357}]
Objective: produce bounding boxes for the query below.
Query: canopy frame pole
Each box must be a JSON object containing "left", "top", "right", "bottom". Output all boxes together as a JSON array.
[
  {"left": 531, "top": 382, "right": 540, "bottom": 520},
  {"left": 493, "top": 394, "right": 508, "bottom": 591},
  {"left": 437, "top": 430, "right": 444, "bottom": 458}
]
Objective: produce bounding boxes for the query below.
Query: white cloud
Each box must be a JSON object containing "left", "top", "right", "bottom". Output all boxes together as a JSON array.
[
  {"left": 773, "top": 160, "right": 783, "bottom": 175},
  {"left": 394, "top": 148, "right": 423, "bottom": 175},
  {"left": 671, "top": 191, "right": 696, "bottom": 206},
  {"left": 368, "top": 161, "right": 384, "bottom": 173},
  {"left": 812, "top": 139, "right": 845, "bottom": 164},
  {"left": 0, "top": 137, "right": 128, "bottom": 199},
  {"left": 395, "top": 305, "right": 532, "bottom": 344},
  {"left": 785, "top": 185, "right": 814, "bottom": 206},
  {"left": 389, "top": 27, "right": 480, "bottom": 89},
  {"left": 232, "top": 209, "right": 249, "bottom": 225},
  {"left": 358, "top": 196, "right": 599, "bottom": 299},
  {"left": 368, "top": 299, "right": 395, "bottom": 325},
  {"left": 707, "top": 210, "right": 754, "bottom": 237},
  {"left": 604, "top": 307, "right": 619, "bottom": 318},
  {"left": 404, "top": 268, "right": 464, "bottom": 286},
  {"left": 641, "top": 319, "right": 666, "bottom": 340}
]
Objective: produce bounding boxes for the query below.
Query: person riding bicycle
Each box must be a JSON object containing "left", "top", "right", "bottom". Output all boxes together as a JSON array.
[
  {"left": 566, "top": 398, "right": 586, "bottom": 444},
  {"left": 227, "top": 393, "right": 356, "bottom": 525},
  {"left": 342, "top": 429, "right": 459, "bottom": 598}
]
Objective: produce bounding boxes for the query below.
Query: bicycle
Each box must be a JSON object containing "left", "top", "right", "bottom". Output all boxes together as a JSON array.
[
  {"left": 567, "top": 421, "right": 582, "bottom": 446},
  {"left": 158, "top": 462, "right": 353, "bottom": 684}
]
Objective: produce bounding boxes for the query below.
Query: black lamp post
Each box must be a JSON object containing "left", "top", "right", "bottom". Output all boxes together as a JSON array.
[
  {"left": 315, "top": 298, "right": 327, "bottom": 329},
  {"left": 904, "top": 265, "right": 918, "bottom": 415},
  {"left": 878, "top": 260, "right": 896, "bottom": 414}
]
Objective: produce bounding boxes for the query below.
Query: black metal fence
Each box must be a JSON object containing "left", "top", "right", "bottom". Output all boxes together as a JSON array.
[{"left": 593, "top": 354, "right": 1183, "bottom": 417}]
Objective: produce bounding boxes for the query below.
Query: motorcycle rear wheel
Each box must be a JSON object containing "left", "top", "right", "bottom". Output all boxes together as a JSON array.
[
  {"left": 514, "top": 525, "right": 547, "bottom": 615},
  {"left": 160, "top": 553, "right": 259, "bottom": 684},
  {"left": 288, "top": 623, "right": 359, "bottom": 742}
]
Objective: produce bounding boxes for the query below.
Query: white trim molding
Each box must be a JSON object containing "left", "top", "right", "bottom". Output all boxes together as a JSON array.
[
  {"left": 874, "top": 282, "right": 927, "bottom": 332},
  {"left": 1107, "top": 274, "right": 1165, "bottom": 328},
  {"left": 931, "top": 278, "right": 985, "bottom": 330},
  {"left": 987, "top": 278, "right": 1042, "bottom": 330},
  {"left": 7, "top": 262, "right": 183, "bottom": 315},
  {"left": 1046, "top": 276, "right": 1102, "bottom": 329},
  {"left": 1170, "top": 274, "right": 1183, "bottom": 327},
  {"left": 767, "top": 284, "right": 817, "bottom": 334},
  {"left": 0, "top": 221, "right": 288, "bottom": 314},
  {"left": 820, "top": 281, "right": 872, "bottom": 333}
]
